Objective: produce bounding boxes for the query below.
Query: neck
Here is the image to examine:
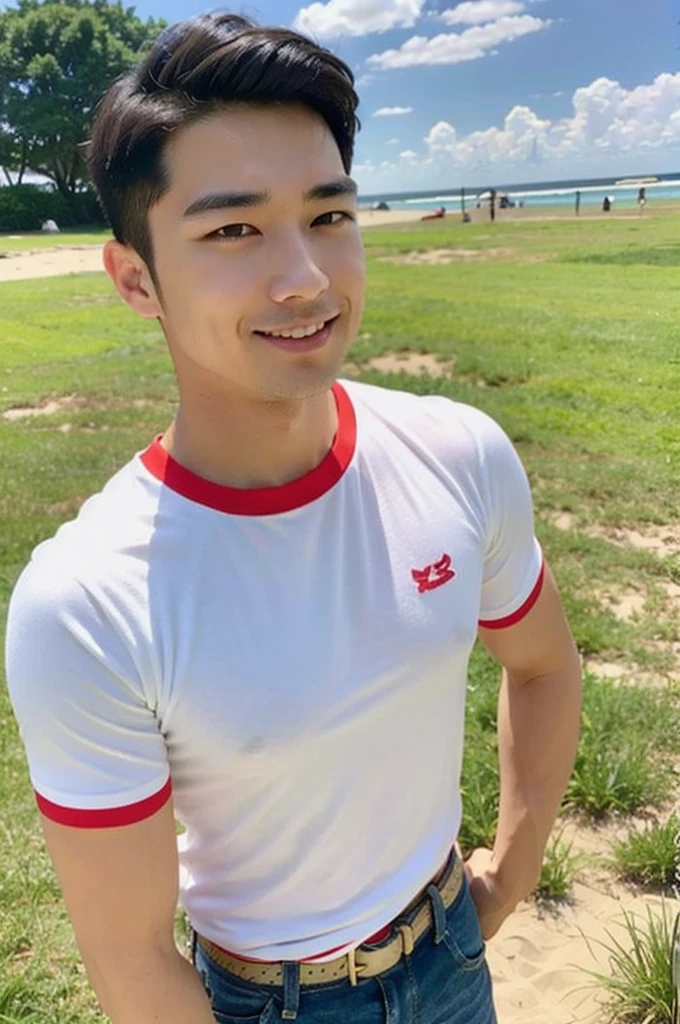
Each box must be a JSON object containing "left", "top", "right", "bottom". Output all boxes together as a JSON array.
[{"left": 161, "top": 386, "right": 338, "bottom": 491}]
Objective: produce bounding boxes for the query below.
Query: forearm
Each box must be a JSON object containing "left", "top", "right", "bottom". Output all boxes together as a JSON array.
[
  {"left": 88, "top": 946, "right": 216, "bottom": 1024},
  {"left": 491, "top": 652, "right": 582, "bottom": 906}
]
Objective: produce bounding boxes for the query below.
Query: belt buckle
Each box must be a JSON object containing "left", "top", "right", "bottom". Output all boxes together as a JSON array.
[{"left": 346, "top": 947, "right": 368, "bottom": 987}]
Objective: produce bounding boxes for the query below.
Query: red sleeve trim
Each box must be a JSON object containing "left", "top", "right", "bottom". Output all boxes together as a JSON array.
[
  {"left": 478, "top": 560, "right": 545, "bottom": 631},
  {"left": 35, "top": 776, "right": 172, "bottom": 829}
]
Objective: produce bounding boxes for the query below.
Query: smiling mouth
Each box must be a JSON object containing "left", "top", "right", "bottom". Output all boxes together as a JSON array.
[
  {"left": 254, "top": 315, "right": 340, "bottom": 340},
  {"left": 253, "top": 315, "right": 340, "bottom": 352}
]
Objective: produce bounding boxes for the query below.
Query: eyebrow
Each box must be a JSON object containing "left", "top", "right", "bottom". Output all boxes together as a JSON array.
[{"left": 182, "top": 177, "right": 358, "bottom": 219}]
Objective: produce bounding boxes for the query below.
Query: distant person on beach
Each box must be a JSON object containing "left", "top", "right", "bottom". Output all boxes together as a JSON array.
[
  {"left": 638, "top": 187, "right": 646, "bottom": 214},
  {"left": 602, "top": 195, "right": 611, "bottom": 213},
  {"left": 490, "top": 187, "right": 497, "bottom": 221},
  {"left": 5, "top": 11, "right": 582, "bottom": 1024},
  {"left": 575, "top": 190, "right": 581, "bottom": 216},
  {"left": 421, "top": 205, "right": 446, "bottom": 221}
]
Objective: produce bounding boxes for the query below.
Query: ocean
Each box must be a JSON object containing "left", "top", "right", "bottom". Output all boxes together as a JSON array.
[{"left": 360, "top": 171, "right": 680, "bottom": 212}]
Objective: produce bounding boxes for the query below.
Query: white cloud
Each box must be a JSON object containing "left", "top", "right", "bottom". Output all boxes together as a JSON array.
[
  {"left": 386, "top": 138, "right": 400, "bottom": 144},
  {"left": 366, "top": 14, "right": 550, "bottom": 69},
  {"left": 373, "top": 106, "right": 414, "bottom": 117},
  {"left": 439, "top": 1, "right": 526, "bottom": 26},
  {"left": 426, "top": 120, "right": 459, "bottom": 151},
  {"left": 560, "top": 73, "right": 680, "bottom": 156},
  {"left": 354, "top": 71, "right": 680, "bottom": 189},
  {"left": 439, "top": 104, "right": 551, "bottom": 165},
  {"left": 293, "top": 0, "right": 424, "bottom": 39}
]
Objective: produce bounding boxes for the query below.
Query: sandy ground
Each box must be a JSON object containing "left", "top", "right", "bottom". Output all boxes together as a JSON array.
[
  {"left": 487, "top": 879, "right": 672, "bottom": 1023},
  {"left": 0, "top": 242, "right": 106, "bottom": 281},
  {"left": 3, "top": 216, "right": 680, "bottom": 1023}
]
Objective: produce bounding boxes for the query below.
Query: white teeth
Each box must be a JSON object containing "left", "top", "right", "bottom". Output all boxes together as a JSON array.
[{"left": 264, "top": 321, "right": 326, "bottom": 339}]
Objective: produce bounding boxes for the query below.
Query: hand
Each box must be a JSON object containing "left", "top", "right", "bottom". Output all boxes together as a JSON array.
[{"left": 455, "top": 843, "right": 519, "bottom": 941}]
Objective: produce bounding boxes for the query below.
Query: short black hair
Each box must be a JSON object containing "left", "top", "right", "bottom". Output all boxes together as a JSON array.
[{"left": 87, "top": 12, "right": 361, "bottom": 279}]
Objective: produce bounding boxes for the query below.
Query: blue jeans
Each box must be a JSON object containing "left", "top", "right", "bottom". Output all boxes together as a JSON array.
[{"left": 191, "top": 870, "right": 498, "bottom": 1024}]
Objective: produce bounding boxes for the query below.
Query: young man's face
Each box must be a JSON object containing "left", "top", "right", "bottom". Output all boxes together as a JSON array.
[{"left": 142, "top": 103, "right": 365, "bottom": 403}]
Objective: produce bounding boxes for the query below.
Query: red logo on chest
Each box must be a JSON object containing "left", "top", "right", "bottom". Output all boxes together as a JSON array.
[{"left": 411, "top": 553, "right": 456, "bottom": 594}]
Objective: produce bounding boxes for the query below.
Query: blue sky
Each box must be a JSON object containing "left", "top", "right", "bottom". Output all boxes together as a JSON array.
[{"left": 13, "top": 0, "right": 680, "bottom": 194}]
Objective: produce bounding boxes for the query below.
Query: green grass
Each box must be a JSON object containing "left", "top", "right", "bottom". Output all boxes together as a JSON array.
[
  {"left": 0, "top": 227, "right": 111, "bottom": 251},
  {"left": 534, "top": 831, "right": 584, "bottom": 902},
  {"left": 564, "top": 675, "right": 679, "bottom": 819},
  {"left": 610, "top": 815, "right": 680, "bottom": 889},
  {"left": 2, "top": 210, "right": 680, "bottom": 1018},
  {"left": 581, "top": 900, "right": 679, "bottom": 1024}
]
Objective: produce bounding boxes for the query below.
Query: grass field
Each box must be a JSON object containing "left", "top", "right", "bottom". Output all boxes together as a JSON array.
[
  {"left": 0, "top": 227, "right": 110, "bottom": 252},
  {"left": 2, "top": 211, "right": 680, "bottom": 1021}
]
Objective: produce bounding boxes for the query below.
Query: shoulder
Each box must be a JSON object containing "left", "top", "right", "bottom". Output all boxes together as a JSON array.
[
  {"left": 340, "top": 377, "right": 514, "bottom": 466},
  {"left": 7, "top": 450, "right": 159, "bottom": 662}
]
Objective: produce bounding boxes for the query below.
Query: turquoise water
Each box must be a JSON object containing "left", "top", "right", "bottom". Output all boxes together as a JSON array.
[{"left": 362, "top": 174, "right": 680, "bottom": 212}]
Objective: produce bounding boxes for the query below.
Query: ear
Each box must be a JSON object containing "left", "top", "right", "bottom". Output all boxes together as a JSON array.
[{"left": 103, "top": 239, "right": 163, "bottom": 319}]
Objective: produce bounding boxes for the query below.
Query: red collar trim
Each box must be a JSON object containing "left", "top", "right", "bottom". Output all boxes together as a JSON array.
[{"left": 139, "top": 382, "right": 356, "bottom": 516}]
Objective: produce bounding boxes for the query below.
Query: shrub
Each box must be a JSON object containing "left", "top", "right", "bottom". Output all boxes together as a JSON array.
[{"left": 0, "top": 185, "right": 107, "bottom": 231}]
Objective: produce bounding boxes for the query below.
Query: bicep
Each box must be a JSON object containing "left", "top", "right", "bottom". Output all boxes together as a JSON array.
[
  {"left": 478, "top": 562, "right": 578, "bottom": 681},
  {"left": 41, "top": 796, "right": 179, "bottom": 974}
]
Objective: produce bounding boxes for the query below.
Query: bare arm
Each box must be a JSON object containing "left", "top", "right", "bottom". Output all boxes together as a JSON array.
[
  {"left": 476, "top": 563, "right": 582, "bottom": 923},
  {"left": 41, "top": 798, "right": 216, "bottom": 1024}
]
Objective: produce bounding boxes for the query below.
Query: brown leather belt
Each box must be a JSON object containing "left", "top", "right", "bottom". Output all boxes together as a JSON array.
[{"left": 196, "top": 849, "right": 464, "bottom": 987}]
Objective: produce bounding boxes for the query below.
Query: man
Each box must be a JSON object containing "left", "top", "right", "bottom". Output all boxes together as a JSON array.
[{"left": 5, "top": 12, "right": 582, "bottom": 1024}]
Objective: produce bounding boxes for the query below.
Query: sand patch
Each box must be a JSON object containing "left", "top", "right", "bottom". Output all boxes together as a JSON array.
[
  {"left": 551, "top": 511, "right": 576, "bottom": 531},
  {"left": 2, "top": 395, "right": 154, "bottom": 422},
  {"left": 588, "top": 524, "right": 680, "bottom": 558},
  {"left": 378, "top": 247, "right": 554, "bottom": 266},
  {"left": 585, "top": 660, "right": 628, "bottom": 681},
  {"left": 550, "top": 513, "right": 680, "bottom": 560},
  {"left": 344, "top": 352, "right": 453, "bottom": 378},
  {"left": 594, "top": 587, "right": 647, "bottom": 622},
  {"left": 585, "top": 658, "right": 674, "bottom": 691},
  {"left": 0, "top": 244, "right": 105, "bottom": 281},
  {"left": 2, "top": 395, "right": 88, "bottom": 420},
  {"left": 486, "top": 810, "right": 680, "bottom": 1022},
  {"left": 488, "top": 879, "right": 674, "bottom": 1023}
]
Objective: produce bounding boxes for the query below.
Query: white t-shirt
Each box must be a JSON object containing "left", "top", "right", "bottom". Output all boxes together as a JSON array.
[{"left": 5, "top": 380, "right": 543, "bottom": 962}]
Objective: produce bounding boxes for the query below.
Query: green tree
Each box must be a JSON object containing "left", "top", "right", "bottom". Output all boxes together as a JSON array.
[{"left": 0, "top": 0, "right": 164, "bottom": 201}]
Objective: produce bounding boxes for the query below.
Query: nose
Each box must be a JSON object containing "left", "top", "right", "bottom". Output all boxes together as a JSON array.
[{"left": 267, "top": 231, "right": 330, "bottom": 304}]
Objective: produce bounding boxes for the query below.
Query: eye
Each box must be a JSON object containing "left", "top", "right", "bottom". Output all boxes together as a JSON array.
[
  {"left": 206, "top": 223, "right": 259, "bottom": 241},
  {"left": 313, "top": 211, "right": 355, "bottom": 227}
]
